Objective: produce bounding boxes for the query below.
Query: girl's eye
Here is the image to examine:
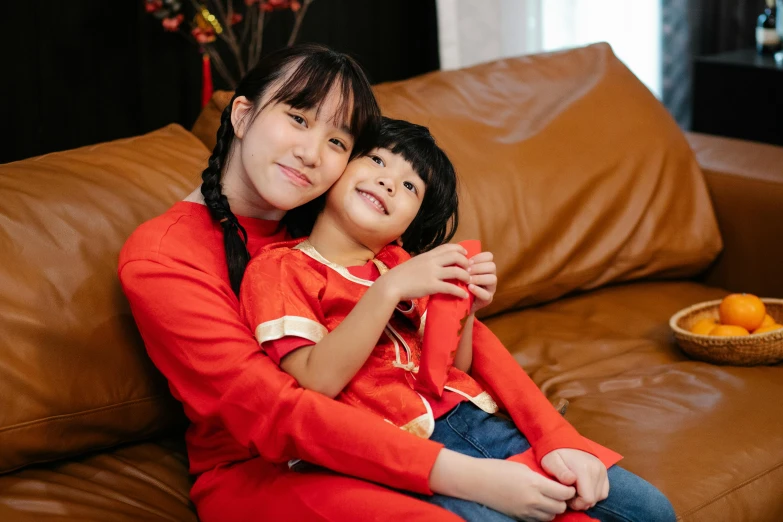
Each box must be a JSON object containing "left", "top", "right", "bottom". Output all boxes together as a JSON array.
[
  {"left": 290, "top": 114, "right": 306, "bottom": 126},
  {"left": 370, "top": 155, "right": 385, "bottom": 167},
  {"left": 330, "top": 138, "right": 347, "bottom": 150},
  {"left": 403, "top": 181, "right": 418, "bottom": 194}
]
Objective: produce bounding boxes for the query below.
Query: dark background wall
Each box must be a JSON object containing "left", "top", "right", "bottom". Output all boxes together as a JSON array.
[{"left": 2, "top": 1, "right": 439, "bottom": 164}]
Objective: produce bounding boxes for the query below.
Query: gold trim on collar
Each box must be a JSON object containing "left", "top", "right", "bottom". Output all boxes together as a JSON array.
[
  {"left": 254, "top": 316, "right": 328, "bottom": 345},
  {"left": 294, "top": 239, "right": 375, "bottom": 287}
]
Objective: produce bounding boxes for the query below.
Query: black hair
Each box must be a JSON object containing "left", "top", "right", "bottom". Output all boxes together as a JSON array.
[
  {"left": 201, "top": 44, "right": 381, "bottom": 295},
  {"left": 374, "top": 117, "right": 459, "bottom": 255}
]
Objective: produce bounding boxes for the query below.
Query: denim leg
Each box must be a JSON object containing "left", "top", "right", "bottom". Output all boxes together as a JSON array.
[
  {"left": 585, "top": 466, "right": 677, "bottom": 522},
  {"left": 414, "top": 403, "right": 531, "bottom": 522},
  {"left": 422, "top": 403, "right": 676, "bottom": 522},
  {"left": 430, "top": 402, "right": 532, "bottom": 460}
]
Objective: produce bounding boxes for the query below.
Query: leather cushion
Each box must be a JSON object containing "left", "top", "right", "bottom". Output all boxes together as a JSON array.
[
  {"left": 0, "top": 124, "right": 208, "bottom": 473},
  {"left": 486, "top": 281, "right": 783, "bottom": 522},
  {"left": 373, "top": 43, "right": 723, "bottom": 316},
  {"left": 0, "top": 438, "right": 196, "bottom": 521}
]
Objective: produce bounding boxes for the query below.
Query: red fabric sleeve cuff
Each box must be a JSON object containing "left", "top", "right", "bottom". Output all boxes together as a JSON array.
[
  {"left": 263, "top": 336, "right": 314, "bottom": 365},
  {"left": 533, "top": 425, "right": 597, "bottom": 463}
]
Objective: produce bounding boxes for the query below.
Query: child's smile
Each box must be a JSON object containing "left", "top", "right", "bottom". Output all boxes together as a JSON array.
[{"left": 356, "top": 187, "right": 389, "bottom": 215}]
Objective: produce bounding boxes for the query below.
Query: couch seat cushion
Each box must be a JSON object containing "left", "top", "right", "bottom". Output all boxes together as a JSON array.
[
  {"left": 485, "top": 281, "right": 783, "bottom": 522},
  {"left": 0, "top": 438, "right": 195, "bottom": 522}
]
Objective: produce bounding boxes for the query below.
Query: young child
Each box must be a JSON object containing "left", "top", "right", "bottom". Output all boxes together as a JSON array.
[{"left": 239, "top": 118, "right": 676, "bottom": 522}]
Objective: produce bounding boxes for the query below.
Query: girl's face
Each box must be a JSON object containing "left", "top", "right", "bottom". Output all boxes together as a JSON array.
[
  {"left": 221, "top": 83, "right": 356, "bottom": 219},
  {"left": 323, "top": 148, "right": 426, "bottom": 248}
]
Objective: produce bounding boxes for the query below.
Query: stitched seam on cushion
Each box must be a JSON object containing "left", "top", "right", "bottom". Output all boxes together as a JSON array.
[
  {"left": 0, "top": 395, "right": 174, "bottom": 434},
  {"left": 490, "top": 254, "right": 716, "bottom": 306},
  {"left": 680, "top": 458, "right": 783, "bottom": 518},
  {"left": 110, "top": 453, "right": 192, "bottom": 505}
]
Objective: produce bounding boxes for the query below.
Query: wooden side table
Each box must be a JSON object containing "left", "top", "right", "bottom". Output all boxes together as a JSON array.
[{"left": 692, "top": 49, "right": 783, "bottom": 146}]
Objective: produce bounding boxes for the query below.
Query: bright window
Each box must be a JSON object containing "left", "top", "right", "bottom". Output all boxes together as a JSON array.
[{"left": 540, "top": 0, "right": 662, "bottom": 97}]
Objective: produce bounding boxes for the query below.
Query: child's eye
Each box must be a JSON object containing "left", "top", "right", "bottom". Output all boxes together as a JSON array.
[
  {"left": 330, "top": 138, "right": 347, "bottom": 150},
  {"left": 403, "top": 181, "right": 418, "bottom": 194},
  {"left": 289, "top": 114, "right": 307, "bottom": 126},
  {"left": 370, "top": 155, "right": 385, "bottom": 167}
]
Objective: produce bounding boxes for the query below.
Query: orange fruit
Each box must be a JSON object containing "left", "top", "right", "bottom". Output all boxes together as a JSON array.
[
  {"left": 718, "top": 294, "right": 766, "bottom": 332},
  {"left": 690, "top": 318, "right": 717, "bottom": 335},
  {"left": 759, "top": 314, "right": 776, "bottom": 329},
  {"left": 709, "top": 325, "right": 750, "bottom": 336},
  {"left": 752, "top": 324, "right": 783, "bottom": 335}
]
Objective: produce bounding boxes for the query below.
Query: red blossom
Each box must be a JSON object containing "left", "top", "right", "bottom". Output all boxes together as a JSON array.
[
  {"left": 162, "top": 14, "right": 184, "bottom": 31},
  {"left": 261, "top": 0, "right": 298, "bottom": 11},
  {"left": 191, "top": 26, "right": 216, "bottom": 44},
  {"left": 145, "top": 0, "right": 163, "bottom": 13},
  {"left": 230, "top": 13, "right": 243, "bottom": 24}
]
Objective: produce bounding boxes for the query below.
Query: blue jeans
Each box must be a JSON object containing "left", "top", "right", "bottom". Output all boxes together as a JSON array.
[{"left": 418, "top": 402, "right": 676, "bottom": 522}]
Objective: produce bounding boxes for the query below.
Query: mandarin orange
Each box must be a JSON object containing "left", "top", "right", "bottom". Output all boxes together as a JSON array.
[
  {"left": 709, "top": 324, "right": 750, "bottom": 336},
  {"left": 690, "top": 318, "right": 717, "bottom": 335},
  {"left": 752, "top": 323, "right": 783, "bottom": 335},
  {"left": 718, "top": 294, "right": 766, "bottom": 332}
]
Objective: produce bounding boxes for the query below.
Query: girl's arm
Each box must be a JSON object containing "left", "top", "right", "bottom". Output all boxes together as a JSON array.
[
  {"left": 119, "top": 255, "right": 442, "bottom": 494},
  {"left": 279, "top": 281, "right": 398, "bottom": 398},
  {"left": 453, "top": 313, "right": 475, "bottom": 373},
  {"left": 121, "top": 251, "right": 577, "bottom": 517}
]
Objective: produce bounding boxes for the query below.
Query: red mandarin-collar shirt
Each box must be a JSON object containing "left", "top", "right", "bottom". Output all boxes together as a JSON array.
[{"left": 119, "top": 201, "right": 614, "bottom": 500}]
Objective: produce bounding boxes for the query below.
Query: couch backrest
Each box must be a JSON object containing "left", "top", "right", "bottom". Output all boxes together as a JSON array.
[
  {"left": 373, "top": 43, "right": 722, "bottom": 316},
  {"left": 193, "top": 44, "right": 723, "bottom": 317},
  {"left": 0, "top": 124, "right": 208, "bottom": 473}
]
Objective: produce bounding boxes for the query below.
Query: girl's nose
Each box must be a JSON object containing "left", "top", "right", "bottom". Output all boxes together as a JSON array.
[{"left": 294, "top": 135, "right": 322, "bottom": 168}]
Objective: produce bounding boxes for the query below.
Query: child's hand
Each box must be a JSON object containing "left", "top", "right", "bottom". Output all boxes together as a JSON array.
[
  {"left": 467, "top": 251, "right": 497, "bottom": 315},
  {"left": 379, "top": 244, "right": 470, "bottom": 302},
  {"left": 541, "top": 448, "right": 609, "bottom": 511}
]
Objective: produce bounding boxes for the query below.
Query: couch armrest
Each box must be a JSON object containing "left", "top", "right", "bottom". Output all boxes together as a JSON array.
[{"left": 686, "top": 132, "right": 783, "bottom": 298}]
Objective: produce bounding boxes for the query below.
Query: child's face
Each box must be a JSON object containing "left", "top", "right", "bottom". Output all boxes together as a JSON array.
[{"left": 324, "top": 147, "right": 425, "bottom": 248}]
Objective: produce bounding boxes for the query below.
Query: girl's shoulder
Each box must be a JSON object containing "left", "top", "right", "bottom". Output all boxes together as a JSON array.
[{"left": 119, "top": 202, "right": 218, "bottom": 267}]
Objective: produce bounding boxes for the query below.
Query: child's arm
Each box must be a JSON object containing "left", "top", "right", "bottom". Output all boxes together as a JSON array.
[
  {"left": 279, "top": 282, "right": 399, "bottom": 398},
  {"left": 281, "top": 243, "right": 472, "bottom": 398},
  {"left": 454, "top": 313, "right": 475, "bottom": 373}
]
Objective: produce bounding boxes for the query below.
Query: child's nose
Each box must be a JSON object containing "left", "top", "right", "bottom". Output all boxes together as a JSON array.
[{"left": 378, "top": 179, "right": 394, "bottom": 194}]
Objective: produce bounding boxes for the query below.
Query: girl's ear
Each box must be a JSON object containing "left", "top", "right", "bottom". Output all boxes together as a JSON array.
[
  {"left": 231, "top": 96, "right": 255, "bottom": 139},
  {"left": 395, "top": 238, "right": 404, "bottom": 247}
]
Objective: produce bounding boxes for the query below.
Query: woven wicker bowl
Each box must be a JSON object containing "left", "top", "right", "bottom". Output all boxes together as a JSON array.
[{"left": 669, "top": 298, "right": 783, "bottom": 365}]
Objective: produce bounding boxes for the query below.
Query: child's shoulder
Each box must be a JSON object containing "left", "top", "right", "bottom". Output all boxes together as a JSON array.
[
  {"left": 375, "top": 243, "right": 412, "bottom": 269},
  {"left": 245, "top": 237, "right": 324, "bottom": 279}
]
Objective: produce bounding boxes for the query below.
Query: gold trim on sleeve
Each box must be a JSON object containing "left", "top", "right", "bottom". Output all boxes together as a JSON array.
[
  {"left": 255, "top": 316, "right": 328, "bottom": 345},
  {"left": 443, "top": 387, "right": 499, "bottom": 414}
]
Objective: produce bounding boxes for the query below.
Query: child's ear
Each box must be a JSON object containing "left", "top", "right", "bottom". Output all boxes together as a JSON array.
[{"left": 395, "top": 238, "right": 404, "bottom": 247}]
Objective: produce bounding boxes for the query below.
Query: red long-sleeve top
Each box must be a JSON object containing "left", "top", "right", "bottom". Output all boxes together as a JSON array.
[{"left": 118, "top": 201, "right": 602, "bottom": 496}]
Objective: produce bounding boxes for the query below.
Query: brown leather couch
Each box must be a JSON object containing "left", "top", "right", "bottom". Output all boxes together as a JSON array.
[{"left": 2, "top": 43, "right": 782, "bottom": 521}]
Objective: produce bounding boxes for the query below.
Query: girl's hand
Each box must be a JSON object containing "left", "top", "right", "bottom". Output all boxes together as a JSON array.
[
  {"left": 541, "top": 449, "right": 609, "bottom": 511},
  {"left": 467, "top": 251, "right": 497, "bottom": 315},
  {"left": 378, "top": 244, "right": 470, "bottom": 302},
  {"left": 430, "top": 449, "right": 575, "bottom": 521}
]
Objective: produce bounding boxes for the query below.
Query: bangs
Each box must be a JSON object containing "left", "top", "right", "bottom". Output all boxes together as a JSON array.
[{"left": 265, "top": 53, "right": 378, "bottom": 156}]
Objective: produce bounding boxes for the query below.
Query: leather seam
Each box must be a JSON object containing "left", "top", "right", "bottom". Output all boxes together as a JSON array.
[
  {"left": 0, "top": 394, "right": 174, "bottom": 434},
  {"left": 680, "top": 457, "right": 783, "bottom": 518}
]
